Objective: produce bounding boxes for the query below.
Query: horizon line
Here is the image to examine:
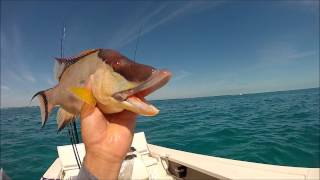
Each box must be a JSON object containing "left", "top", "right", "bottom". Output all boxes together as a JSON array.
[{"left": 1, "top": 86, "right": 318, "bottom": 109}]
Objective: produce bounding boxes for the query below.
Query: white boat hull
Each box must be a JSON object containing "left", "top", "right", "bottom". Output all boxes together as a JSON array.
[{"left": 41, "top": 132, "right": 320, "bottom": 180}]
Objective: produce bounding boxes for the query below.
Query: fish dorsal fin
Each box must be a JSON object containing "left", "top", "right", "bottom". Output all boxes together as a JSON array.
[
  {"left": 54, "top": 49, "right": 98, "bottom": 81},
  {"left": 97, "top": 49, "right": 123, "bottom": 62},
  {"left": 55, "top": 49, "right": 98, "bottom": 64}
]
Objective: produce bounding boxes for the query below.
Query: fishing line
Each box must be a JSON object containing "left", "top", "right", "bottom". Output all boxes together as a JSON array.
[
  {"left": 60, "top": 23, "right": 66, "bottom": 58},
  {"left": 133, "top": 24, "right": 143, "bottom": 62},
  {"left": 69, "top": 121, "right": 82, "bottom": 165},
  {"left": 72, "top": 120, "right": 80, "bottom": 144},
  {"left": 60, "top": 23, "right": 82, "bottom": 169},
  {"left": 68, "top": 124, "right": 81, "bottom": 169},
  {"left": 130, "top": 24, "right": 143, "bottom": 77}
]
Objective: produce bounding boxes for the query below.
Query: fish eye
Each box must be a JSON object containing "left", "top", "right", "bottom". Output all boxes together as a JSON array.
[
  {"left": 111, "top": 60, "right": 122, "bottom": 70},
  {"left": 79, "top": 80, "right": 85, "bottom": 85}
]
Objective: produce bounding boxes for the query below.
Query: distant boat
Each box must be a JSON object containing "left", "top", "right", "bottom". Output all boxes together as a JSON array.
[
  {"left": 41, "top": 132, "right": 320, "bottom": 180},
  {"left": 239, "top": 93, "right": 243, "bottom": 95}
]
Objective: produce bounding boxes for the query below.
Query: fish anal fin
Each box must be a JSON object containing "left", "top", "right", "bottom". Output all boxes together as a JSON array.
[
  {"left": 57, "top": 108, "right": 77, "bottom": 132},
  {"left": 69, "top": 87, "right": 96, "bottom": 106}
]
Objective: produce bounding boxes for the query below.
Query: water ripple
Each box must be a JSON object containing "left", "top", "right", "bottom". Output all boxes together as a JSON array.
[{"left": 1, "top": 88, "right": 319, "bottom": 179}]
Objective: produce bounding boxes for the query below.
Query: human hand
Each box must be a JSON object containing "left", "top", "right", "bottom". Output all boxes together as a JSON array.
[{"left": 79, "top": 80, "right": 137, "bottom": 179}]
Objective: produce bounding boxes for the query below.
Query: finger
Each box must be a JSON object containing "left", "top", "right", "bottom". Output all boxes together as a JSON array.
[{"left": 107, "top": 111, "right": 137, "bottom": 132}]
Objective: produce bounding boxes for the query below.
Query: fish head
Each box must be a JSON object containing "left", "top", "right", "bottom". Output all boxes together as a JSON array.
[
  {"left": 105, "top": 53, "right": 155, "bottom": 83},
  {"left": 97, "top": 49, "right": 171, "bottom": 99},
  {"left": 94, "top": 49, "right": 172, "bottom": 115}
]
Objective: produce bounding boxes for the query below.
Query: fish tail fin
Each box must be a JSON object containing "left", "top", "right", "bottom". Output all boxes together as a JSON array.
[
  {"left": 31, "top": 88, "right": 55, "bottom": 128},
  {"left": 57, "top": 108, "right": 77, "bottom": 132},
  {"left": 69, "top": 87, "right": 96, "bottom": 106}
]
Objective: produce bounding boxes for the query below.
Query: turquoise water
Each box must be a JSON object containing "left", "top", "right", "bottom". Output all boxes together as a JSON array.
[{"left": 1, "top": 88, "right": 319, "bottom": 179}]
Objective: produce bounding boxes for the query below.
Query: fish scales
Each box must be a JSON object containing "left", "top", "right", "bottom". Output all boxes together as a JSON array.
[{"left": 32, "top": 49, "right": 171, "bottom": 131}]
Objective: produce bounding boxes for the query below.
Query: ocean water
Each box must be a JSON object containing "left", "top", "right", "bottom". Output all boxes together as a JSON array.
[{"left": 0, "top": 88, "right": 319, "bottom": 179}]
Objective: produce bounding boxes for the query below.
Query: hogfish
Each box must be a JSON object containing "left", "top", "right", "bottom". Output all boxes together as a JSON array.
[{"left": 32, "top": 49, "right": 171, "bottom": 131}]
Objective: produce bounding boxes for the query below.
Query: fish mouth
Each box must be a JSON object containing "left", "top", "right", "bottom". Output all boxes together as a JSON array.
[
  {"left": 112, "top": 69, "right": 171, "bottom": 116},
  {"left": 112, "top": 69, "right": 171, "bottom": 101}
]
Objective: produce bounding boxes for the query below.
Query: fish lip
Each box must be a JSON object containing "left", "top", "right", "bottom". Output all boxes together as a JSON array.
[{"left": 112, "top": 69, "right": 171, "bottom": 101}]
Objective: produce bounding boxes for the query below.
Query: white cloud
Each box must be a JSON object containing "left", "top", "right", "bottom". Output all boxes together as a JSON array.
[
  {"left": 24, "top": 74, "right": 36, "bottom": 83},
  {"left": 1, "top": 23, "right": 37, "bottom": 84},
  {"left": 107, "top": 3, "right": 169, "bottom": 48},
  {"left": 257, "top": 42, "right": 318, "bottom": 65},
  {"left": 1, "top": 22, "right": 41, "bottom": 107},
  {"left": 5, "top": 70, "right": 23, "bottom": 82},
  {"left": 1, "top": 85, "right": 10, "bottom": 90},
  {"left": 287, "top": 51, "right": 317, "bottom": 59},
  {"left": 109, "top": 1, "right": 223, "bottom": 49},
  {"left": 47, "top": 77, "right": 56, "bottom": 86},
  {"left": 173, "top": 70, "right": 191, "bottom": 81}
]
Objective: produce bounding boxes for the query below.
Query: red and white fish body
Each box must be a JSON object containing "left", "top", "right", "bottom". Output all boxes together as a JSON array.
[{"left": 32, "top": 49, "right": 171, "bottom": 131}]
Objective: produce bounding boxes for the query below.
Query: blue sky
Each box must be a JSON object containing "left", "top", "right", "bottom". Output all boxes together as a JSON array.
[{"left": 1, "top": 1, "right": 319, "bottom": 107}]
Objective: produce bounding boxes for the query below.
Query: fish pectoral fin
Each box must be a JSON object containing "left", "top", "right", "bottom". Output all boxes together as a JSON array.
[
  {"left": 69, "top": 87, "right": 96, "bottom": 106},
  {"left": 57, "top": 108, "right": 77, "bottom": 132}
]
